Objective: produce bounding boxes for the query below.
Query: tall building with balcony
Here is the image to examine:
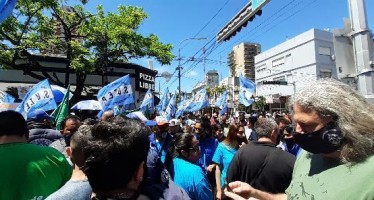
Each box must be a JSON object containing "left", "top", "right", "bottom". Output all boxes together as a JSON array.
[{"left": 228, "top": 43, "right": 261, "bottom": 80}]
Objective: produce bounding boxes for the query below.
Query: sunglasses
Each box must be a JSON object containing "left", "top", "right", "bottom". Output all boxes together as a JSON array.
[{"left": 188, "top": 146, "right": 200, "bottom": 152}]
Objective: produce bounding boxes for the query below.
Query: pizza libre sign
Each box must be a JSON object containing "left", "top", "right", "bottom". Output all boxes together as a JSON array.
[{"left": 137, "top": 72, "right": 155, "bottom": 91}]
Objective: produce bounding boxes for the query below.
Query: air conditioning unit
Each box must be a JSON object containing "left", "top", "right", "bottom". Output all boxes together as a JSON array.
[{"left": 331, "top": 55, "right": 336, "bottom": 61}]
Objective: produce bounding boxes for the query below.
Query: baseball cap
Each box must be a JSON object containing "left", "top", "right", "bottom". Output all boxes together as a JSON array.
[
  {"left": 169, "top": 119, "right": 180, "bottom": 127},
  {"left": 27, "top": 109, "right": 55, "bottom": 121},
  {"left": 155, "top": 116, "right": 169, "bottom": 126}
]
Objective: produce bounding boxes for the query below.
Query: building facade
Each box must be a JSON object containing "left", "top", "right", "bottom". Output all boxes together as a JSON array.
[
  {"left": 228, "top": 42, "right": 261, "bottom": 80},
  {"left": 191, "top": 70, "right": 220, "bottom": 94},
  {"left": 0, "top": 55, "right": 157, "bottom": 107},
  {"left": 255, "top": 29, "right": 337, "bottom": 110}
]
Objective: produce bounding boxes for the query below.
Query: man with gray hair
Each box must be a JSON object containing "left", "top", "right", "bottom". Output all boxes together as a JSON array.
[
  {"left": 226, "top": 117, "right": 295, "bottom": 193},
  {"left": 224, "top": 79, "right": 374, "bottom": 200}
]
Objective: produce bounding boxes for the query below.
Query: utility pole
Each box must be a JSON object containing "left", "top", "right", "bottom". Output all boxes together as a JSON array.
[
  {"left": 177, "top": 37, "right": 206, "bottom": 101},
  {"left": 349, "top": 0, "right": 374, "bottom": 102}
]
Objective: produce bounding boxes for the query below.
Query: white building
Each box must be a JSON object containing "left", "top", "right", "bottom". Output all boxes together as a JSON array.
[
  {"left": 191, "top": 70, "right": 220, "bottom": 93},
  {"left": 206, "top": 70, "right": 219, "bottom": 87},
  {"left": 255, "top": 28, "right": 337, "bottom": 107}
]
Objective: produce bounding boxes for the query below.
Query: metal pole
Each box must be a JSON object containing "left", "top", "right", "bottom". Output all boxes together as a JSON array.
[
  {"left": 177, "top": 37, "right": 207, "bottom": 102},
  {"left": 159, "top": 80, "right": 161, "bottom": 98},
  {"left": 178, "top": 47, "right": 182, "bottom": 98},
  {"left": 349, "top": 0, "right": 374, "bottom": 102}
]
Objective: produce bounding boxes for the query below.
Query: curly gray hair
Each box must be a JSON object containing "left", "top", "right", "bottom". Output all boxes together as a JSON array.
[{"left": 289, "top": 78, "right": 374, "bottom": 163}]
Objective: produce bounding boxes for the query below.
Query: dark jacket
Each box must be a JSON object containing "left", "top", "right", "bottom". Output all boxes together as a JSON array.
[{"left": 28, "top": 128, "right": 62, "bottom": 146}]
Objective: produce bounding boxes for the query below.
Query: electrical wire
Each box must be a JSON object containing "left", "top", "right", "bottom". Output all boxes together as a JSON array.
[{"left": 166, "top": 0, "right": 321, "bottom": 92}]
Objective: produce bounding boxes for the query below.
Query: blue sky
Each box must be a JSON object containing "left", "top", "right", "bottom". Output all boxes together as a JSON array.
[{"left": 83, "top": 0, "right": 374, "bottom": 94}]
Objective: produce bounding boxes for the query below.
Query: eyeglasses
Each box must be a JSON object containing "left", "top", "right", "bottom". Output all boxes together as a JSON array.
[{"left": 188, "top": 146, "right": 200, "bottom": 152}]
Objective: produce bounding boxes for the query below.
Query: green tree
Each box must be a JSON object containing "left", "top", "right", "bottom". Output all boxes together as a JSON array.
[
  {"left": 0, "top": 1, "right": 174, "bottom": 102},
  {"left": 252, "top": 96, "right": 267, "bottom": 112},
  {"left": 207, "top": 85, "right": 228, "bottom": 99}
]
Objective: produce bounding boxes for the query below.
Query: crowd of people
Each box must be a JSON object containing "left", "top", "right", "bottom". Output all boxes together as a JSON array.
[{"left": 1, "top": 78, "right": 374, "bottom": 200}]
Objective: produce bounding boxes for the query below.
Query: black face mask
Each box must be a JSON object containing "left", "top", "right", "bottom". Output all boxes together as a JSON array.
[
  {"left": 292, "top": 123, "right": 344, "bottom": 154},
  {"left": 284, "top": 137, "right": 295, "bottom": 149}
]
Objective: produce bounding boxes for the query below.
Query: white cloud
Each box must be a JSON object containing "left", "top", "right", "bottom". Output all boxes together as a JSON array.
[
  {"left": 186, "top": 70, "right": 198, "bottom": 77},
  {"left": 154, "top": 65, "right": 170, "bottom": 73}
]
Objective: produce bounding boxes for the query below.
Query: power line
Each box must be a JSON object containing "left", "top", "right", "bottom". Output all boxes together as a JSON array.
[
  {"left": 183, "top": 0, "right": 319, "bottom": 79},
  {"left": 167, "top": 0, "right": 320, "bottom": 92},
  {"left": 165, "top": 1, "right": 247, "bottom": 90},
  {"left": 181, "top": 0, "right": 230, "bottom": 49},
  {"left": 210, "top": 0, "right": 304, "bottom": 59}
]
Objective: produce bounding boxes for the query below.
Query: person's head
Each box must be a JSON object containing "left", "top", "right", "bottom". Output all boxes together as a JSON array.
[
  {"left": 61, "top": 115, "right": 81, "bottom": 137},
  {"left": 212, "top": 113, "right": 218, "bottom": 119},
  {"left": 0, "top": 111, "right": 29, "bottom": 144},
  {"left": 225, "top": 124, "right": 247, "bottom": 148},
  {"left": 254, "top": 118, "right": 279, "bottom": 144},
  {"left": 182, "top": 125, "right": 193, "bottom": 134},
  {"left": 101, "top": 110, "right": 114, "bottom": 121},
  {"left": 81, "top": 116, "right": 150, "bottom": 196},
  {"left": 82, "top": 118, "right": 98, "bottom": 126},
  {"left": 155, "top": 123, "right": 169, "bottom": 139},
  {"left": 212, "top": 124, "right": 224, "bottom": 139},
  {"left": 194, "top": 122, "right": 203, "bottom": 134},
  {"left": 66, "top": 125, "right": 91, "bottom": 167},
  {"left": 168, "top": 120, "right": 180, "bottom": 134},
  {"left": 156, "top": 117, "right": 169, "bottom": 134},
  {"left": 168, "top": 132, "right": 200, "bottom": 164},
  {"left": 27, "top": 109, "right": 55, "bottom": 128},
  {"left": 276, "top": 117, "right": 291, "bottom": 131},
  {"left": 220, "top": 116, "right": 227, "bottom": 123},
  {"left": 237, "top": 125, "right": 246, "bottom": 139},
  {"left": 247, "top": 116, "right": 258, "bottom": 129},
  {"left": 290, "top": 79, "right": 374, "bottom": 162}
]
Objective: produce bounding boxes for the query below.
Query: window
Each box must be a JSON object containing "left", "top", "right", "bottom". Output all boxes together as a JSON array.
[
  {"left": 285, "top": 54, "right": 292, "bottom": 63},
  {"left": 318, "top": 46, "right": 331, "bottom": 56},
  {"left": 320, "top": 70, "right": 332, "bottom": 78},
  {"left": 272, "top": 57, "right": 285, "bottom": 67},
  {"left": 256, "top": 63, "right": 267, "bottom": 73}
]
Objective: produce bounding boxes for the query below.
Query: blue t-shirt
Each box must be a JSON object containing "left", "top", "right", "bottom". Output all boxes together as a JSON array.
[
  {"left": 172, "top": 158, "right": 213, "bottom": 200},
  {"left": 197, "top": 136, "right": 218, "bottom": 169},
  {"left": 212, "top": 142, "right": 238, "bottom": 188},
  {"left": 149, "top": 132, "right": 172, "bottom": 164},
  {"left": 280, "top": 142, "right": 302, "bottom": 157}
]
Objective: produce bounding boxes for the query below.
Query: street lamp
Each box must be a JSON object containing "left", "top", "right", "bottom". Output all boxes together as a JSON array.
[
  {"left": 177, "top": 37, "right": 206, "bottom": 99},
  {"left": 156, "top": 71, "right": 171, "bottom": 98}
]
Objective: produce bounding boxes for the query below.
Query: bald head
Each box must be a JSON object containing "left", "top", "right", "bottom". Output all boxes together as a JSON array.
[{"left": 101, "top": 110, "right": 114, "bottom": 121}]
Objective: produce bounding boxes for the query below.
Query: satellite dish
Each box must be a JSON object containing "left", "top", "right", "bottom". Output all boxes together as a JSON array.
[{"left": 161, "top": 71, "right": 171, "bottom": 82}]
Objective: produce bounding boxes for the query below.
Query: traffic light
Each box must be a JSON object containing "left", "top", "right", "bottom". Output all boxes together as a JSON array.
[
  {"left": 217, "top": 0, "right": 270, "bottom": 42},
  {"left": 262, "top": 80, "right": 288, "bottom": 85}
]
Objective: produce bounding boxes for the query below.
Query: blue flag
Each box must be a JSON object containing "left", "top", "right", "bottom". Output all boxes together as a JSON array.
[
  {"left": 181, "top": 93, "right": 187, "bottom": 102},
  {"left": 157, "top": 87, "right": 169, "bottom": 113},
  {"left": 219, "top": 103, "right": 228, "bottom": 116},
  {"left": 0, "top": 90, "right": 15, "bottom": 103},
  {"left": 162, "top": 94, "right": 176, "bottom": 121},
  {"left": 97, "top": 75, "right": 134, "bottom": 113},
  {"left": 186, "top": 88, "right": 209, "bottom": 112},
  {"left": 0, "top": 0, "right": 17, "bottom": 23},
  {"left": 239, "top": 75, "right": 256, "bottom": 106},
  {"left": 215, "top": 90, "right": 228, "bottom": 108},
  {"left": 16, "top": 79, "right": 57, "bottom": 118},
  {"left": 140, "top": 89, "right": 154, "bottom": 113},
  {"left": 175, "top": 95, "right": 194, "bottom": 118}
]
